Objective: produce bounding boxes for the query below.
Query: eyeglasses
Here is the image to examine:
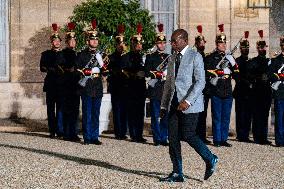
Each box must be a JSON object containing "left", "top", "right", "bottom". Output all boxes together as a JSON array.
[{"left": 170, "top": 38, "right": 182, "bottom": 44}]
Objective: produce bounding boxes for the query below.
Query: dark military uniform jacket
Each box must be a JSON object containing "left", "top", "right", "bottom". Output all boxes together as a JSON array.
[
  {"left": 108, "top": 50, "right": 128, "bottom": 98},
  {"left": 268, "top": 53, "right": 284, "bottom": 100},
  {"left": 40, "top": 49, "right": 66, "bottom": 93},
  {"left": 76, "top": 48, "right": 103, "bottom": 98},
  {"left": 144, "top": 51, "right": 169, "bottom": 100},
  {"left": 205, "top": 50, "right": 238, "bottom": 98},
  {"left": 233, "top": 55, "right": 253, "bottom": 99},
  {"left": 196, "top": 49, "right": 211, "bottom": 96},
  {"left": 247, "top": 55, "right": 272, "bottom": 99},
  {"left": 61, "top": 48, "right": 81, "bottom": 113},
  {"left": 121, "top": 51, "right": 146, "bottom": 100}
]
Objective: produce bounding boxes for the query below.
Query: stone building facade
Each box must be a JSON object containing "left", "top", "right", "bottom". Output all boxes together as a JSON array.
[{"left": 1, "top": 0, "right": 282, "bottom": 134}]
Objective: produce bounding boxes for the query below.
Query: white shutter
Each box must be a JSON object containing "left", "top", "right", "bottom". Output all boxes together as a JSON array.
[{"left": 0, "top": 0, "right": 9, "bottom": 81}]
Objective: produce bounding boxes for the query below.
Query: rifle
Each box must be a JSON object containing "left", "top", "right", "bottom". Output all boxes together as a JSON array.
[
  {"left": 78, "top": 36, "right": 113, "bottom": 87},
  {"left": 208, "top": 37, "right": 242, "bottom": 86}
]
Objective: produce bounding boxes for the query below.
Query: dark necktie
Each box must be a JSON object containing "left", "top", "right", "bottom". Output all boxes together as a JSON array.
[{"left": 175, "top": 53, "right": 182, "bottom": 78}]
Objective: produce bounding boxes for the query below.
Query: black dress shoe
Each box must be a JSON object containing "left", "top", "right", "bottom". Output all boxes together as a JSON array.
[
  {"left": 154, "top": 142, "right": 160, "bottom": 146},
  {"left": 136, "top": 137, "right": 147, "bottom": 143},
  {"left": 202, "top": 139, "right": 212, "bottom": 144},
  {"left": 221, "top": 141, "right": 232, "bottom": 147},
  {"left": 263, "top": 140, "right": 272, "bottom": 145},
  {"left": 49, "top": 134, "right": 55, "bottom": 139},
  {"left": 204, "top": 154, "right": 218, "bottom": 180},
  {"left": 120, "top": 135, "right": 128, "bottom": 140},
  {"left": 238, "top": 138, "right": 253, "bottom": 143},
  {"left": 256, "top": 140, "right": 272, "bottom": 145},
  {"left": 160, "top": 141, "right": 169, "bottom": 146},
  {"left": 159, "top": 172, "right": 184, "bottom": 182},
  {"left": 213, "top": 142, "right": 221, "bottom": 147},
  {"left": 72, "top": 136, "right": 81, "bottom": 142},
  {"left": 93, "top": 140, "right": 102, "bottom": 145}
]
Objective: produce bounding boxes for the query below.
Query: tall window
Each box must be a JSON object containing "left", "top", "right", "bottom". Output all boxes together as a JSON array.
[
  {"left": 0, "top": 0, "right": 9, "bottom": 81},
  {"left": 140, "top": 0, "right": 179, "bottom": 53}
]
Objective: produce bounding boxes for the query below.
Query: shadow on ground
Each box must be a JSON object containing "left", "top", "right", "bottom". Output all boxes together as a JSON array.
[{"left": 0, "top": 142, "right": 202, "bottom": 182}]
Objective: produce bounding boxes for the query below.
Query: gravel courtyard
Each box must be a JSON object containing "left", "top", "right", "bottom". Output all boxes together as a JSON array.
[{"left": 0, "top": 132, "right": 283, "bottom": 189}]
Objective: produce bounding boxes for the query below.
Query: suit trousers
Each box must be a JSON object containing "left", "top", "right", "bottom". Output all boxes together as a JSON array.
[{"left": 168, "top": 107, "right": 214, "bottom": 174}]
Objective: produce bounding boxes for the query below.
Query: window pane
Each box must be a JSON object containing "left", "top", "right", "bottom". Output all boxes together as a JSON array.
[
  {"left": 0, "top": 0, "right": 8, "bottom": 79},
  {"left": 0, "top": 44, "right": 6, "bottom": 76},
  {"left": 152, "top": 0, "right": 174, "bottom": 12}
]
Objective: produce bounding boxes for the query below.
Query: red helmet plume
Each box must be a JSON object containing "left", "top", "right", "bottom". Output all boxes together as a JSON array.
[
  {"left": 67, "top": 22, "right": 76, "bottom": 31},
  {"left": 52, "top": 23, "right": 59, "bottom": 32},
  {"left": 137, "top": 23, "right": 143, "bottom": 34},
  {"left": 91, "top": 19, "right": 97, "bottom": 30},
  {"left": 218, "top": 24, "right": 224, "bottom": 33},
  {"left": 197, "top": 25, "right": 202, "bottom": 34},
  {"left": 244, "top": 31, "right": 249, "bottom": 39},
  {"left": 157, "top": 23, "right": 164, "bottom": 33},
  {"left": 258, "top": 30, "right": 264, "bottom": 38},
  {"left": 117, "top": 24, "right": 125, "bottom": 34}
]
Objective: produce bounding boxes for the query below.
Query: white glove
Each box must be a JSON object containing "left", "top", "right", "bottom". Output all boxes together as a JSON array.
[
  {"left": 96, "top": 53, "right": 104, "bottom": 67},
  {"left": 148, "top": 79, "right": 158, "bottom": 87},
  {"left": 92, "top": 67, "right": 100, "bottom": 74},
  {"left": 223, "top": 67, "right": 231, "bottom": 75},
  {"left": 225, "top": 54, "right": 236, "bottom": 66}
]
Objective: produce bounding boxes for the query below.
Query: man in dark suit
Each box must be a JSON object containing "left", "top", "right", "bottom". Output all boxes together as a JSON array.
[{"left": 159, "top": 29, "right": 218, "bottom": 182}]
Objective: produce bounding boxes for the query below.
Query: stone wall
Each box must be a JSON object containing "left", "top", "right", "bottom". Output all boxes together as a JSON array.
[
  {"left": 3, "top": 0, "right": 276, "bottom": 135},
  {"left": 6, "top": 0, "right": 83, "bottom": 119}
]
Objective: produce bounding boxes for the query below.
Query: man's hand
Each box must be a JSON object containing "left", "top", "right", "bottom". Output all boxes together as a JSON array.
[
  {"left": 160, "top": 108, "right": 167, "bottom": 119},
  {"left": 177, "top": 100, "right": 190, "bottom": 111}
]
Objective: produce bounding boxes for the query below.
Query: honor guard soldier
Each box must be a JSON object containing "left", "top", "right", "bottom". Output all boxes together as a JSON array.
[
  {"left": 268, "top": 35, "right": 284, "bottom": 147},
  {"left": 205, "top": 24, "right": 239, "bottom": 147},
  {"left": 248, "top": 30, "right": 272, "bottom": 145},
  {"left": 108, "top": 24, "right": 128, "bottom": 140},
  {"left": 61, "top": 22, "right": 81, "bottom": 141},
  {"left": 76, "top": 19, "right": 104, "bottom": 145},
  {"left": 40, "top": 23, "right": 65, "bottom": 138},
  {"left": 121, "top": 23, "right": 147, "bottom": 143},
  {"left": 233, "top": 31, "right": 254, "bottom": 143},
  {"left": 145, "top": 23, "right": 169, "bottom": 146},
  {"left": 194, "top": 25, "right": 211, "bottom": 144}
]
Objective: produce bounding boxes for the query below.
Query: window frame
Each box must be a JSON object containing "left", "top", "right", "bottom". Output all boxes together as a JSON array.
[
  {"left": 0, "top": 0, "right": 10, "bottom": 81},
  {"left": 142, "top": 0, "right": 179, "bottom": 30}
]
